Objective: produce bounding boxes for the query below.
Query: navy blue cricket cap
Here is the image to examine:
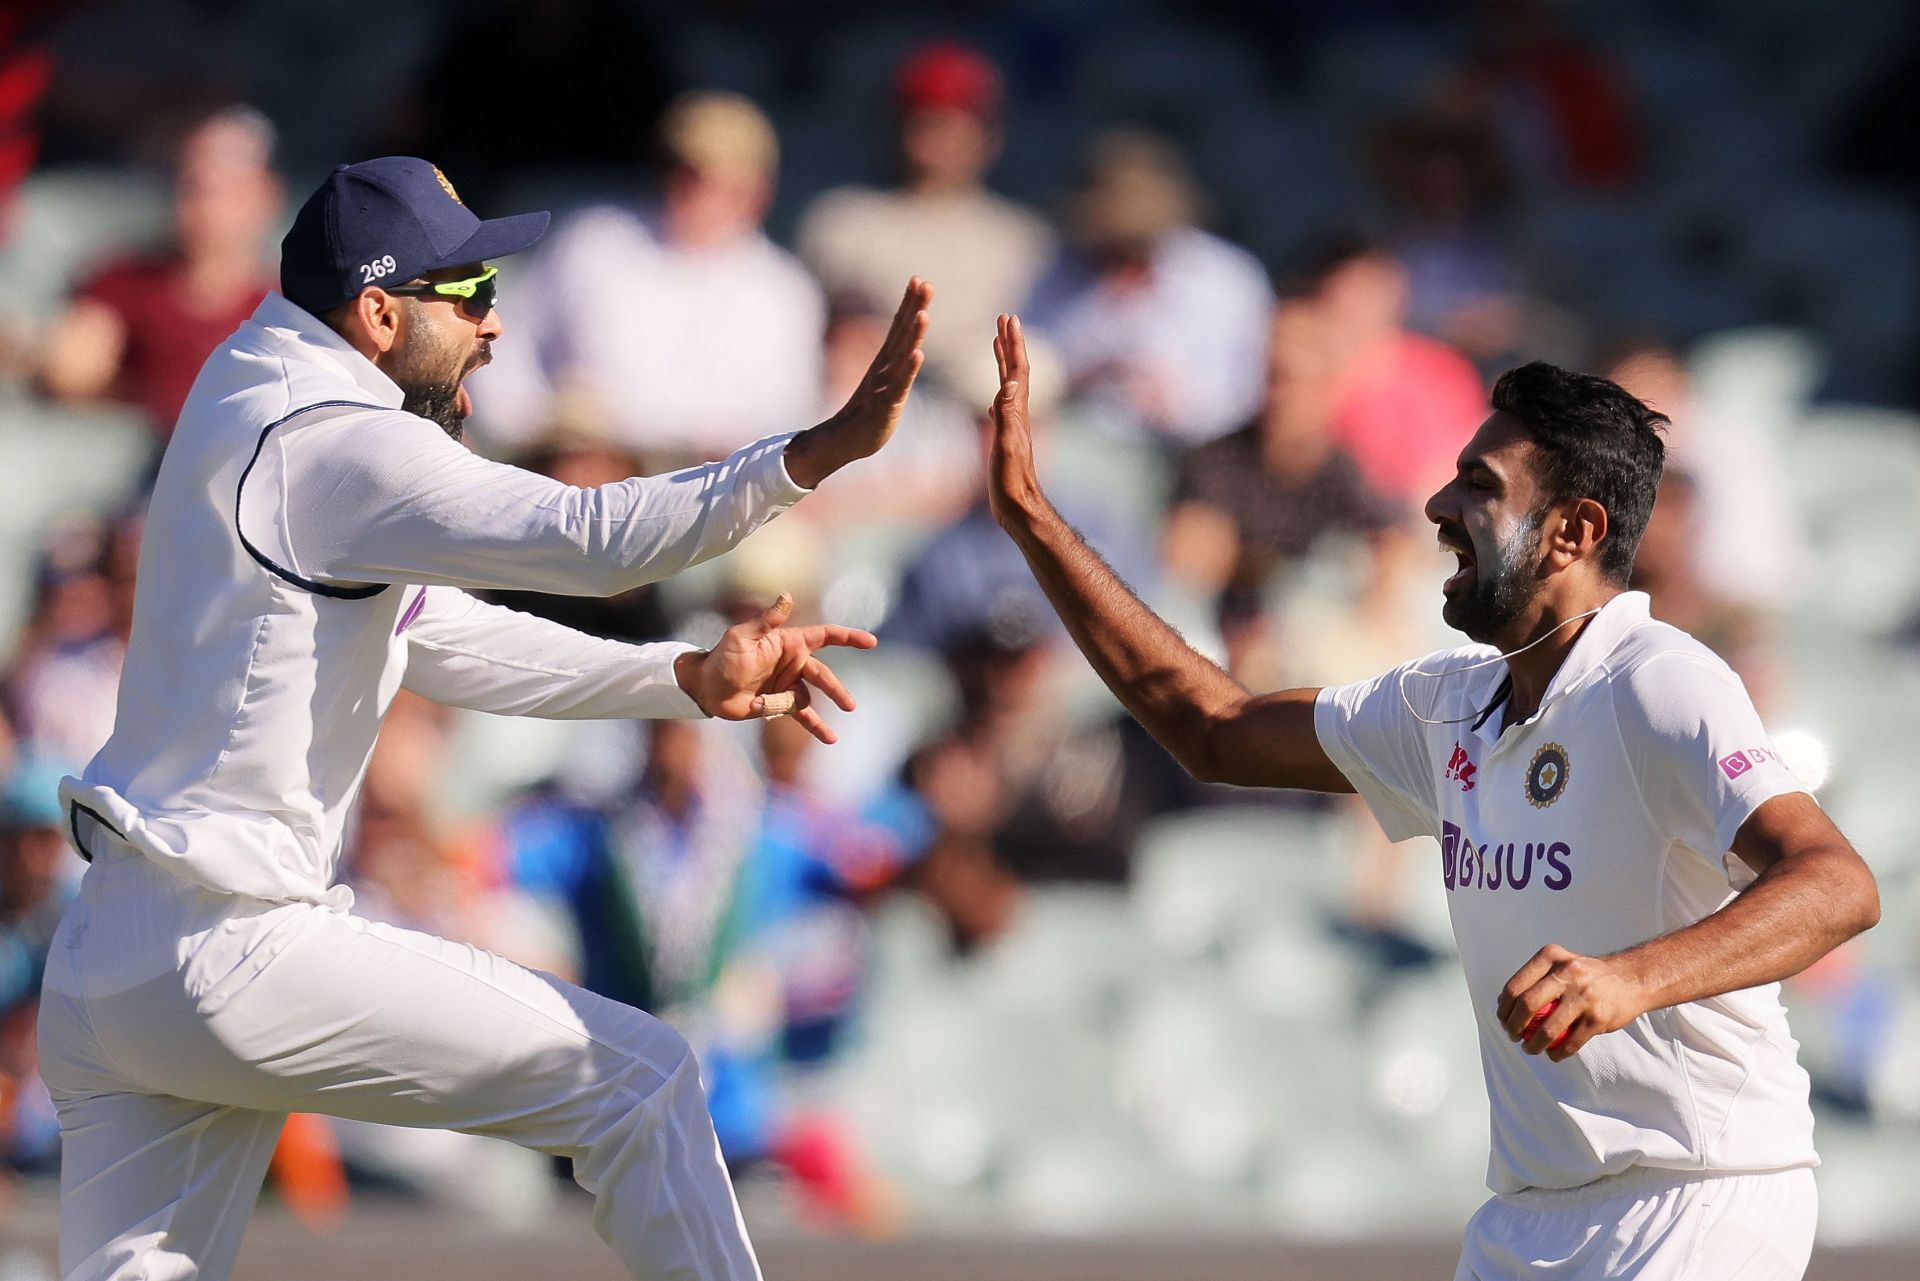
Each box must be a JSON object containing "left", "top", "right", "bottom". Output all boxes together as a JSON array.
[{"left": 279, "top": 156, "right": 549, "bottom": 315}]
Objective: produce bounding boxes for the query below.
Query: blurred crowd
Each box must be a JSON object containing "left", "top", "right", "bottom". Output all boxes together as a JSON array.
[{"left": 1, "top": 0, "right": 1917, "bottom": 1238}]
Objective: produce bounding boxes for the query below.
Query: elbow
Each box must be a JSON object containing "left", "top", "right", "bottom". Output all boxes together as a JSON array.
[
  {"left": 1827, "top": 848, "right": 1882, "bottom": 939},
  {"left": 1177, "top": 716, "right": 1235, "bottom": 787},
  {"left": 1852, "top": 868, "right": 1882, "bottom": 937},
  {"left": 584, "top": 559, "right": 637, "bottom": 599}
]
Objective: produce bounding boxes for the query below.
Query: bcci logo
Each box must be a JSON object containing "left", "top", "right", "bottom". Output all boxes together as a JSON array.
[
  {"left": 432, "top": 165, "right": 464, "bottom": 206},
  {"left": 1526, "top": 742, "right": 1570, "bottom": 809}
]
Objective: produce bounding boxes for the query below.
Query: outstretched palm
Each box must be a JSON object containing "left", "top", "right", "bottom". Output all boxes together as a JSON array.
[
  {"left": 834, "top": 276, "right": 932, "bottom": 457},
  {"left": 688, "top": 593, "right": 876, "bottom": 744},
  {"left": 785, "top": 278, "right": 933, "bottom": 488},
  {"left": 986, "top": 312, "right": 1042, "bottom": 529}
]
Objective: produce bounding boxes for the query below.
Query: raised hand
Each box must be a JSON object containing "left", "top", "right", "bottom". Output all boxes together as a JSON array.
[
  {"left": 986, "top": 312, "right": 1045, "bottom": 529},
  {"left": 676, "top": 593, "right": 878, "bottom": 744},
  {"left": 784, "top": 278, "right": 933, "bottom": 488}
]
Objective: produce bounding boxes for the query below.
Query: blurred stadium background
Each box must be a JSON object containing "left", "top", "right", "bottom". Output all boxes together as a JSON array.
[{"left": 2, "top": 0, "right": 1918, "bottom": 1277}]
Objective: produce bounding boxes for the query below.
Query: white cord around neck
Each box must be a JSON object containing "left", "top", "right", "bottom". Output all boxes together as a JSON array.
[{"left": 1396, "top": 604, "right": 1606, "bottom": 726}]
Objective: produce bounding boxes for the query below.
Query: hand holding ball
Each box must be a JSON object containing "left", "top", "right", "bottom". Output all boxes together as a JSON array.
[{"left": 1520, "top": 999, "right": 1571, "bottom": 1053}]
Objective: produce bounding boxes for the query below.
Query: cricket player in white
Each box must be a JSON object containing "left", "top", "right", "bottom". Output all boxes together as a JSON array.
[
  {"left": 982, "top": 316, "right": 1880, "bottom": 1279},
  {"left": 36, "top": 156, "right": 934, "bottom": 1281}
]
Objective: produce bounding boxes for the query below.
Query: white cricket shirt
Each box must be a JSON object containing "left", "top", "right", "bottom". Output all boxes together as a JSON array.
[
  {"left": 1316, "top": 591, "right": 1819, "bottom": 1194},
  {"left": 62, "top": 292, "right": 810, "bottom": 908}
]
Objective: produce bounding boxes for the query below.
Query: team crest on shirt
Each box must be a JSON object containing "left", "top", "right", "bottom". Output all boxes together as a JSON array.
[{"left": 1525, "top": 743, "right": 1570, "bottom": 808}]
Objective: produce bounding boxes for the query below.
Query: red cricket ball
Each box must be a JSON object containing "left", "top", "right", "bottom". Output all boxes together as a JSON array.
[{"left": 1520, "top": 998, "right": 1572, "bottom": 1051}]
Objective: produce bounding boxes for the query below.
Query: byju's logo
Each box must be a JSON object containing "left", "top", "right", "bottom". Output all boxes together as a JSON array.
[
  {"left": 1719, "top": 747, "right": 1775, "bottom": 780},
  {"left": 1441, "top": 821, "right": 1573, "bottom": 893}
]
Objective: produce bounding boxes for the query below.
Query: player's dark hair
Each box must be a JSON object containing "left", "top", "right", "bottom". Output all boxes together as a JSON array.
[{"left": 1490, "top": 361, "right": 1667, "bottom": 585}]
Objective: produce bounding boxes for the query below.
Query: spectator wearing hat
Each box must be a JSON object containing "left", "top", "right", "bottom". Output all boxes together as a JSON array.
[
  {"left": 797, "top": 41, "right": 1055, "bottom": 401},
  {"left": 37, "top": 106, "right": 282, "bottom": 441},
  {"left": 1024, "top": 128, "right": 1274, "bottom": 445},
  {"left": 473, "top": 90, "right": 825, "bottom": 461}
]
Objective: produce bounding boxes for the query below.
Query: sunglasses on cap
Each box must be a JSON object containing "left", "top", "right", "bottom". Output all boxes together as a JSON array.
[{"left": 384, "top": 266, "right": 499, "bottom": 320}]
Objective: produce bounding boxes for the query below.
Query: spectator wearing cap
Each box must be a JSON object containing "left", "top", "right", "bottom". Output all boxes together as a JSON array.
[
  {"left": 797, "top": 41, "right": 1055, "bottom": 401},
  {"left": 472, "top": 90, "right": 824, "bottom": 461},
  {"left": 1023, "top": 128, "right": 1273, "bottom": 445},
  {"left": 37, "top": 106, "right": 282, "bottom": 441}
]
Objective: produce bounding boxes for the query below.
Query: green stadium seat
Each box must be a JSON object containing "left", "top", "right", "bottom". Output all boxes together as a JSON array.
[
  {"left": 1781, "top": 406, "right": 1920, "bottom": 632},
  {"left": 1805, "top": 1117, "right": 1920, "bottom": 1245},
  {"left": 1131, "top": 806, "right": 1345, "bottom": 961},
  {"left": 1114, "top": 975, "right": 1368, "bottom": 1188},
  {"left": 836, "top": 974, "right": 1114, "bottom": 1197},
  {"left": 0, "top": 395, "right": 154, "bottom": 647},
  {"left": 1359, "top": 968, "right": 1491, "bottom": 1175},
  {"left": 0, "top": 169, "right": 170, "bottom": 326},
  {"left": 967, "top": 884, "right": 1157, "bottom": 1032},
  {"left": 999, "top": 1129, "right": 1216, "bottom": 1232}
]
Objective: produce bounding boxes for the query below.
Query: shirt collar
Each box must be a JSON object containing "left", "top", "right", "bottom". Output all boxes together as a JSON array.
[
  {"left": 246, "top": 292, "right": 406, "bottom": 410},
  {"left": 1468, "top": 590, "right": 1650, "bottom": 746}
]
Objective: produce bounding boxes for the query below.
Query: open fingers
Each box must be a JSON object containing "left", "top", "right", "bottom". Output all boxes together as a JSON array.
[
  {"left": 882, "top": 277, "right": 932, "bottom": 363},
  {"left": 750, "top": 591, "right": 796, "bottom": 637},
  {"left": 793, "top": 624, "right": 879, "bottom": 652},
  {"left": 751, "top": 680, "right": 812, "bottom": 718},
  {"left": 793, "top": 702, "right": 838, "bottom": 745},
  {"left": 799, "top": 654, "right": 856, "bottom": 712}
]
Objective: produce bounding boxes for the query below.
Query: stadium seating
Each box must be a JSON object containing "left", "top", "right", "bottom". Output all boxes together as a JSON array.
[{"left": 1131, "top": 806, "right": 1345, "bottom": 961}]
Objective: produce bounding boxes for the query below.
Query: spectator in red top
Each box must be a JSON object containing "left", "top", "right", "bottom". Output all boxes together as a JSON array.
[
  {"left": 37, "top": 105, "right": 281, "bottom": 439},
  {"left": 1293, "top": 238, "right": 1488, "bottom": 509}
]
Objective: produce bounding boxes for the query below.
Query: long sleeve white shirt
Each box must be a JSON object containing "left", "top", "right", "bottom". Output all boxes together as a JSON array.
[{"left": 63, "top": 292, "right": 810, "bottom": 908}]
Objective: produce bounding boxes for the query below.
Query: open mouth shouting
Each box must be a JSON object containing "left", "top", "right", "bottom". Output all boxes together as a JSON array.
[
  {"left": 1438, "top": 524, "right": 1476, "bottom": 594},
  {"left": 455, "top": 344, "right": 491, "bottom": 420}
]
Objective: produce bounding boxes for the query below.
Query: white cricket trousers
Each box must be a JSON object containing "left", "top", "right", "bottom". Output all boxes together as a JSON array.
[
  {"left": 1453, "top": 1164, "right": 1818, "bottom": 1280},
  {"left": 35, "top": 835, "right": 763, "bottom": 1281}
]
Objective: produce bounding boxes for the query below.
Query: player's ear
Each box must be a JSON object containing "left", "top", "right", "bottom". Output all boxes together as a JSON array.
[
  {"left": 1554, "top": 497, "right": 1608, "bottom": 567},
  {"left": 347, "top": 287, "right": 405, "bottom": 356}
]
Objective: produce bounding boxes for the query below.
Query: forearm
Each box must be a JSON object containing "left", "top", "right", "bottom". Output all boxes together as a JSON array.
[
  {"left": 999, "top": 491, "right": 1248, "bottom": 778},
  {"left": 1615, "top": 846, "right": 1880, "bottom": 1011},
  {"left": 402, "top": 590, "right": 703, "bottom": 719},
  {"left": 291, "top": 417, "right": 808, "bottom": 596},
  {"left": 782, "top": 414, "right": 865, "bottom": 490}
]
